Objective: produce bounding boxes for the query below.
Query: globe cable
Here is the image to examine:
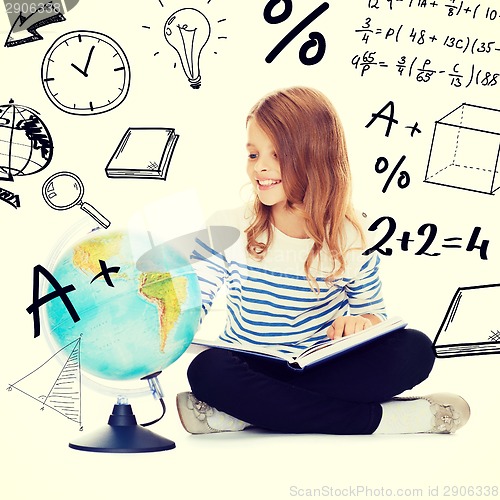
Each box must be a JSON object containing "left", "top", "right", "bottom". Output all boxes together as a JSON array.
[
  {"left": 140, "top": 372, "right": 167, "bottom": 427},
  {"left": 141, "top": 397, "right": 167, "bottom": 427}
]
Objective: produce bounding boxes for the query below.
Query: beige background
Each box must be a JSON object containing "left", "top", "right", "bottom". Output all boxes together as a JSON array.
[{"left": 1, "top": 1, "right": 499, "bottom": 499}]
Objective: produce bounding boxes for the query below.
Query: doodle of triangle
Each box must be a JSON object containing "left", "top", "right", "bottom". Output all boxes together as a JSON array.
[{"left": 8, "top": 338, "right": 82, "bottom": 425}]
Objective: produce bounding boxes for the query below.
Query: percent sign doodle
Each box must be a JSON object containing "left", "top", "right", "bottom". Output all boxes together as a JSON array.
[
  {"left": 263, "top": 0, "right": 330, "bottom": 65},
  {"left": 375, "top": 155, "right": 410, "bottom": 193}
]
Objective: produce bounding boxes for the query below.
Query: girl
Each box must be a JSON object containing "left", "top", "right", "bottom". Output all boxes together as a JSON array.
[{"left": 176, "top": 86, "right": 470, "bottom": 435}]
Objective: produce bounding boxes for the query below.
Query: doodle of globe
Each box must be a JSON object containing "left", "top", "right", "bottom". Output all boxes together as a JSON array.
[
  {"left": 44, "top": 227, "right": 202, "bottom": 382},
  {"left": 0, "top": 99, "right": 53, "bottom": 181}
]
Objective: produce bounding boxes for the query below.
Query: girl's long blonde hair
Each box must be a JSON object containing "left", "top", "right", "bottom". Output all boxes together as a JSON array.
[{"left": 244, "top": 86, "right": 365, "bottom": 290}]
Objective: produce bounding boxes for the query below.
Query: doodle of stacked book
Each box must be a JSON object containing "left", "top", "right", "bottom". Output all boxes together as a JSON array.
[
  {"left": 105, "top": 127, "right": 179, "bottom": 180},
  {"left": 433, "top": 283, "right": 500, "bottom": 358}
]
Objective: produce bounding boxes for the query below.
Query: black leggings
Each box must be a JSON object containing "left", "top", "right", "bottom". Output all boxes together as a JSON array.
[{"left": 187, "top": 328, "right": 436, "bottom": 435}]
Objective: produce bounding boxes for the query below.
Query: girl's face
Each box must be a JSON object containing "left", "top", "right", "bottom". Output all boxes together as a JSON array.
[{"left": 246, "top": 118, "right": 287, "bottom": 208}]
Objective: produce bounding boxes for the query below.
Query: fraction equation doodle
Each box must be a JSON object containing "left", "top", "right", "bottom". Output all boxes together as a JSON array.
[
  {"left": 352, "top": 52, "right": 499, "bottom": 87},
  {"left": 355, "top": 17, "right": 500, "bottom": 56},
  {"left": 366, "top": 0, "right": 500, "bottom": 21},
  {"left": 363, "top": 216, "right": 490, "bottom": 259}
]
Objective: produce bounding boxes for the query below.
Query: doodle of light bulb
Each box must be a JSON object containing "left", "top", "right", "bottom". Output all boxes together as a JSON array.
[{"left": 164, "top": 8, "right": 211, "bottom": 89}]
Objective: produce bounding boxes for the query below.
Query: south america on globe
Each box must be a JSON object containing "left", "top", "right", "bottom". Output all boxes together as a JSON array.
[{"left": 44, "top": 229, "right": 202, "bottom": 381}]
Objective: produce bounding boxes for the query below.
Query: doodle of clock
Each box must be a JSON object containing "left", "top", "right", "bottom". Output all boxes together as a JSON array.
[{"left": 41, "top": 31, "right": 131, "bottom": 116}]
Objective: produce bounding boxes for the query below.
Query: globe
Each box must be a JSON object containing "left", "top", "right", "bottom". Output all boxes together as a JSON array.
[
  {"left": 0, "top": 99, "right": 53, "bottom": 181},
  {"left": 43, "top": 226, "right": 202, "bottom": 382}
]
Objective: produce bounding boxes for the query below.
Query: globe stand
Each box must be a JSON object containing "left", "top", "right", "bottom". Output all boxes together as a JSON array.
[
  {"left": 69, "top": 400, "right": 176, "bottom": 453},
  {"left": 69, "top": 373, "right": 175, "bottom": 453}
]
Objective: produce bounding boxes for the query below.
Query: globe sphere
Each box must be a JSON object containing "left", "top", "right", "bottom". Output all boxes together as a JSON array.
[{"left": 44, "top": 226, "right": 201, "bottom": 381}]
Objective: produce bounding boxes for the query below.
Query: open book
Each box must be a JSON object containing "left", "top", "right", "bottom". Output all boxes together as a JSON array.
[{"left": 190, "top": 316, "right": 407, "bottom": 370}]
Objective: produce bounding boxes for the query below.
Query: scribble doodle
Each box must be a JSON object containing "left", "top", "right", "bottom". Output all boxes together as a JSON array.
[
  {"left": 263, "top": 0, "right": 329, "bottom": 65},
  {"left": 17, "top": 114, "right": 53, "bottom": 160}
]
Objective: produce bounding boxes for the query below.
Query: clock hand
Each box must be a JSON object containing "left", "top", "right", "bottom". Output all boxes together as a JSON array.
[
  {"left": 82, "top": 46, "right": 95, "bottom": 75},
  {"left": 70, "top": 62, "right": 87, "bottom": 76},
  {"left": 70, "top": 46, "right": 95, "bottom": 77}
]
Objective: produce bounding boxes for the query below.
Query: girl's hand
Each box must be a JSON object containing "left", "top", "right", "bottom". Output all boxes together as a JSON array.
[{"left": 326, "top": 315, "right": 375, "bottom": 340}]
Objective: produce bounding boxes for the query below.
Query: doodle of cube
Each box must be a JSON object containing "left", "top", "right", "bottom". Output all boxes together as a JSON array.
[{"left": 424, "top": 103, "right": 500, "bottom": 195}]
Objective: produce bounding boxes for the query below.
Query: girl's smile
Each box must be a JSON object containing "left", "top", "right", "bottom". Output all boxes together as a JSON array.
[{"left": 256, "top": 178, "right": 282, "bottom": 190}]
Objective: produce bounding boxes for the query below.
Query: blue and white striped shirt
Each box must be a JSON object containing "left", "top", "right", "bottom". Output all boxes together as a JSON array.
[{"left": 191, "top": 205, "right": 387, "bottom": 356}]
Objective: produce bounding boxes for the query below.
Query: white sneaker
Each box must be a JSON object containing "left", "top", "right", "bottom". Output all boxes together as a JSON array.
[{"left": 176, "top": 392, "right": 249, "bottom": 434}]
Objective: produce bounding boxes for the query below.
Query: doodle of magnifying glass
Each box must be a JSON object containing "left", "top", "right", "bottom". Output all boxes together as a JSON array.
[{"left": 42, "top": 171, "right": 111, "bottom": 228}]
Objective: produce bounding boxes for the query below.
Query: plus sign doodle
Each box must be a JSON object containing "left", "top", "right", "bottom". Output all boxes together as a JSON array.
[{"left": 90, "top": 260, "right": 121, "bottom": 287}]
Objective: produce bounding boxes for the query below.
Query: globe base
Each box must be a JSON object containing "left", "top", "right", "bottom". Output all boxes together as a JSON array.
[{"left": 69, "top": 403, "right": 175, "bottom": 453}]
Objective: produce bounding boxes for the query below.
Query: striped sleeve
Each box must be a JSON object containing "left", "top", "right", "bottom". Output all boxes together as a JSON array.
[
  {"left": 345, "top": 252, "right": 387, "bottom": 320},
  {"left": 190, "top": 238, "right": 228, "bottom": 321}
]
